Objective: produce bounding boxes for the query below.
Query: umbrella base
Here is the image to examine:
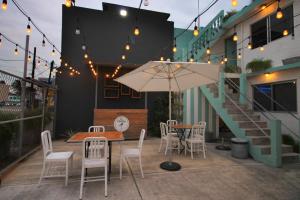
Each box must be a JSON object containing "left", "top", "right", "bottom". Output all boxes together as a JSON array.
[{"left": 160, "top": 161, "right": 181, "bottom": 171}]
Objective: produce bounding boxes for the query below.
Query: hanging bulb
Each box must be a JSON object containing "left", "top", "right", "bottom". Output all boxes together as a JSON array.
[
  {"left": 224, "top": 57, "right": 228, "bottom": 62},
  {"left": 0, "top": 34, "right": 2, "bottom": 46},
  {"left": 75, "top": 26, "right": 80, "bottom": 35},
  {"left": 88, "top": 60, "right": 92, "bottom": 65},
  {"left": 14, "top": 44, "right": 18, "bottom": 55},
  {"left": 28, "top": 55, "right": 31, "bottom": 62},
  {"left": 260, "top": 46, "right": 264, "bottom": 51},
  {"left": 26, "top": 18, "right": 32, "bottom": 35},
  {"left": 37, "top": 59, "right": 41, "bottom": 65},
  {"left": 64, "top": 63, "right": 68, "bottom": 67},
  {"left": 65, "top": 0, "right": 72, "bottom": 7},
  {"left": 45, "top": 62, "right": 48, "bottom": 67},
  {"left": 60, "top": 57, "right": 62, "bottom": 63},
  {"left": 283, "top": 29, "right": 289, "bottom": 36},
  {"left": 51, "top": 46, "right": 56, "bottom": 56},
  {"left": 84, "top": 53, "right": 88, "bottom": 59},
  {"left": 276, "top": 1, "right": 283, "bottom": 19},
  {"left": 221, "top": 60, "right": 224, "bottom": 65},
  {"left": 2, "top": 0, "right": 7, "bottom": 11},
  {"left": 172, "top": 44, "right": 177, "bottom": 53},
  {"left": 189, "top": 57, "right": 194, "bottom": 63},
  {"left": 144, "top": 0, "right": 149, "bottom": 6},
  {"left": 193, "top": 19, "right": 199, "bottom": 37},
  {"left": 81, "top": 44, "right": 86, "bottom": 50},
  {"left": 134, "top": 26, "right": 140, "bottom": 36},
  {"left": 238, "top": 52, "right": 242, "bottom": 59},
  {"left": 206, "top": 47, "right": 211, "bottom": 55},
  {"left": 233, "top": 32, "right": 238, "bottom": 41},
  {"left": 208, "top": 59, "right": 211, "bottom": 64},
  {"left": 261, "top": 4, "right": 267, "bottom": 10},
  {"left": 122, "top": 55, "right": 126, "bottom": 60},
  {"left": 125, "top": 42, "right": 130, "bottom": 51},
  {"left": 247, "top": 38, "right": 252, "bottom": 49},
  {"left": 160, "top": 56, "right": 164, "bottom": 61},
  {"left": 42, "top": 35, "right": 46, "bottom": 47},
  {"left": 231, "top": 0, "right": 238, "bottom": 7}
]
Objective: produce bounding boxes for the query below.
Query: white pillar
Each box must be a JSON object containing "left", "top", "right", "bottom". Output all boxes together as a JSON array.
[
  {"left": 194, "top": 87, "right": 198, "bottom": 123},
  {"left": 186, "top": 89, "right": 191, "bottom": 124}
]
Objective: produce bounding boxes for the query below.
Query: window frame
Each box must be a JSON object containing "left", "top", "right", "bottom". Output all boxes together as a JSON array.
[{"left": 252, "top": 80, "right": 298, "bottom": 113}]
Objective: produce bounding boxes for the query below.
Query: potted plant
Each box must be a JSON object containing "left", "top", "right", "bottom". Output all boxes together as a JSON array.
[{"left": 246, "top": 59, "right": 272, "bottom": 73}]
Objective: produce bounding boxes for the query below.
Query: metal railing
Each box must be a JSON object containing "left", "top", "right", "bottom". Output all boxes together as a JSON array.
[{"left": 0, "top": 69, "right": 56, "bottom": 171}]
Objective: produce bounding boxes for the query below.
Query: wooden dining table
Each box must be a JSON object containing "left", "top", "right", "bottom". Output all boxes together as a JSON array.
[
  {"left": 171, "top": 124, "right": 193, "bottom": 152},
  {"left": 67, "top": 131, "right": 124, "bottom": 179}
]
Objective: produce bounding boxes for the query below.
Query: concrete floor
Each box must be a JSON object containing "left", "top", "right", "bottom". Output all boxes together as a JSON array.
[{"left": 0, "top": 138, "right": 299, "bottom": 200}]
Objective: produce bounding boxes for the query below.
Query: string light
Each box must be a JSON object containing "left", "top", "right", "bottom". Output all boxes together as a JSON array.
[
  {"left": 261, "top": 4, "right": 267, "bottom": 10},
  {"left": 193, "top": 19, "right": 199, "bottom": 37},
  {"left": 276, "top": 0, "right": 283, "bottom": 19},
  {"left": 207, "top": 58, "right": 211, "bottom": 64},
  {"left": 238, "top": 51, "right": 242, "bottom": 59},
  {"left": 173, "top": 38, "right": 177, "bottom": 53},
  {"left": 1, "top": 0, "right": 7, "bottom": 11},
  {"left": 81, "top": 44, "right": 86, "bottom": 51},
  {"left": 64, "top": 63, "right": 68, "bottom": 67},
  {"left": 65, "top": 0, "right": 72, "bottom": 8},
  {"left": 75, "top": 19, "right": 80, "bottom": 35},
  {"left": 84, "top": 53, "right": 88, "bottom": 59},
  {"left": 120, "top": 9, "right": 127, "bottom": 17},
  {"left": 14, "top": 44, "right": 18, "bottom": 55},
  {"left": 224, "top": 57, "right": 228, "bottom": 62},
  {"left": 51, "top": 45, "right": 56, "bottom": 56},
  {"left": 247, "top": 37, "right": 252, "bottom": 49},
  {"left": 134, "top": 26, "right": 140, "bottom": 36},
  {"left": 260, "top": 46, "right": 264, "bottom": 51},
  {"left": 283, "top": 29, "right": 288, "bottom": 36},
  {"left": 42, "top": 34, "right": 46, "bottom": 47},
  {"left": 144, "top": 0, "right": 149, "bottom": 6},
  {"left": 26, "top": 18, "right": 32, "bottom": 35},
  {"left": 122, "top": 55, "right": 126, "bottom": 60},
  {"left": 125, "top": 42, "right": 130, "bottom": 51},
  {"left": 0, "top": 34, "right": 2, "bottom": 46},
  {"left": 231, "top": 0, "right": 238, "bottom": 7},
  {"left": 88, "top": 60, "right": 92, "bottom": 65},
  {"left": 206, "top": 47, "right": 211, "bottom": 55},
  {"left": 160, "top": 56, "right": 164, "bottom": 61}
]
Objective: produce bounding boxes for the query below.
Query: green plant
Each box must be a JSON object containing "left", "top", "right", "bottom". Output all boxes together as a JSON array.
[
  {"left": 246, "top": 59, "right": 272, "bottom": 72},
  {"left": 282, "top": 134, "right": 299, "bottom": 153},
  {"left": 224, "top": 65, "right": 241, "bottom": 73},
  {"left": 223, "top": 10, "right": 237, "bottom": 22}
]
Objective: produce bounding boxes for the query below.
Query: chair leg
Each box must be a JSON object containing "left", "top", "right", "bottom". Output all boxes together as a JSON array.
[
  {"left": 203, "top": 143, "right": 206, "bottom": 159},
  {"left": 164, "top": 139, "right": 169, "bottom": 155},
  {"left": 39, "top": 160, "right": 46, "bottom": 185},
  {"left": 105, "top": 165, "right": 108, "bottom": 197},
  {"left": 177, "top": 140, "right": 180, "bottom": 154},
  {"left": 65, "top": 159, "right": 69, "bottom": 186},
  {"left": 119, "top": 154, "right": 123, "bottom": 180},
  {"left": 158, "top": 139, "right": 163, "bottom": 152},
  {"left": 191, "top": 143, "right": 194, "bottom": 160},
  {"left": 184, "top": 142, "right": 187, "bottom": 156},
  {"left": 79, "top": 166, "right": 85, "bottom": 199},
  {"left": 70, "top": 155, "right": 73, "bottom": 176},
  {"left": 139, "top": 156, "right": 144, "bottom": 178}
]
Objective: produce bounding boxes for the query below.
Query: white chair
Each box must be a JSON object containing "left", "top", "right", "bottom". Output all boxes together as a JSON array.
[
  {"left": 88, "top": 126, "right": 105, "bottom": 132},
  {"left": 159, "top": 122, "right": 180, "bottom": 155},
  {"left": 39, "top": 130, "right": 73, "bottom": 186},
  {"left": 185, "top": 123, "right": 207, "bottom": 159},
  {"left": 167, "top": 120, "right": 178, "bottom": 136},
  {"left": 120, "top": 129, "right": 145, "bottom": 179},
  {"left": 79, "top": 137, "right": 108, "bottom": 199}
]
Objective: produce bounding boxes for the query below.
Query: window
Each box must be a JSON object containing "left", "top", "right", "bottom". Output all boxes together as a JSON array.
[
  {"left": 253, "top": 81, "right": 297, "bottom": 112},
  {"left": 251, "top": 5, "right": 294, "bottom": 49},
  {"left": 251, "top": 18, "right": 268, "bottom": 49}
]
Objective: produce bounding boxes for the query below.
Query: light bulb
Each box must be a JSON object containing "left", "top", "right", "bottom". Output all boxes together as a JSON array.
[
  {"left": 261, "top": 4, "right": 267, "bottom": 10},
  {"left": 208, "top": 59, "right": 211, "bottom": 64},
  {"left": 122, "top": 55, "right": 126, "bottom": 60},
  {"left": 193, "top": 26, "right": 199, "bottom": 37},
  {"left": 134, "top": 27, "right": 140, "bottom": 36},
  {"left": 2, "top": 0, "right": 7, "bottom": 11},
  {"left": 238, "top": 53, "right": 242, "bottom": 59},
  {"left": 276, "top": 8, "right": 283, "bottom": 19},
  {"left": 224, "top": 57, "right": 228, "bottom": 62},
  {"left": 120, "top": 9, "right": 127, "bottom": 17},
  {"left": 27, "top": 24, "right": 31, "bottom": 35},
  {"left": 172, "top": 45, "right": 177, "bottom": 53},
  {"left": 283, "top": 29, "right": 288, "bottom": 36},
  {"left": 65, "top": 0, "right": 72, "bottom": 7},
  {"left": 189, "top": 58, "right": 194, "bottom": 62},
  {"left": 206, "top": 47, "right": 211, "bottom": 55},
  {"left": 260, "top": 46, "right": 264, "bottom": 51},
  {"left": 82, "top": 44, "right": 86, "bottom": 50},
  {"left": 14, "top": 45, "right": 18, "bottom": 55},
  {"left": 28, "top": 55, "right": 31, "bottom": 61},
  {"left": 160, "top": 56, "right": 164, "bottom": 61},
  {"left": 88, "top": 60, "right": 92, "bottom": 65},
  {"left": 64, "top": 63, "right": 68, "bottom": 67},
  {"left": 221, "top": 60, "right": 224, "bottom": 65},
  {"left": 247, "top": 42, "right": 252, "bottom": 49},
  {"left": 233, "top": 33, "right": 238, "bottom": 41},
  {"left": 144, "top": 0, "right": 149, "bottom": 6},
  {"left": 42, "top": 36, "right": 46, "bottom": 47},
  {"left": 231, "top": 0, "right": 238, "bottom": 7},
  {"left": 75, "top": 27, "right": 80, "bottom": 35},
  {"left": 125, "top": 43, "right": 130, "bottom": 50},
  {"left": 84, "top": 53, "right": 88, "bottom": 59},
  {"left": 51, "top": 46, "right": 56, "bottom": 56}
]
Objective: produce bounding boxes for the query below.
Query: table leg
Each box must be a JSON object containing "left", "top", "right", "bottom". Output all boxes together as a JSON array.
[{"left": 108, "top": 141, "right": 112, "bottom": 181}]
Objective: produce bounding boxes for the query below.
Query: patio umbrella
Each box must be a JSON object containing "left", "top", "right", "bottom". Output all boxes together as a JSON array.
[{"left": 115, "top": 60, "right": 221, "bottom": 170}]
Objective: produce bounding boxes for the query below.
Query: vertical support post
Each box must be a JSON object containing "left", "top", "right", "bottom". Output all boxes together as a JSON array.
[
  {"left": 239, "top": 73, "right": 247, "bottom": 105},
  {"left": 95, "top": 66, "right": 98, "bottom": 109},
  {"left": 270, "top": 120, "right": 282, "bottom": 167},
  {"left": 19, "top": 35, "right": 30, "bottom": 157},
  {"left": 218, "top": 71, "right": 225, "bottom": 104},
  {"left": 41, "top": 87, "right": 47, "bottom": 132}
]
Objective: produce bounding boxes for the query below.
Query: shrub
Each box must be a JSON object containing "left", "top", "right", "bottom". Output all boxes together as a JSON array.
[
  {"left": 282, "top": 134, "right": 299, "bottom": 153},
  {"left": 223, "top": 10, "right": 238, "bottom": 22},
  {"left": 246, "top": 59, "right": 272, "bottom": 72}
]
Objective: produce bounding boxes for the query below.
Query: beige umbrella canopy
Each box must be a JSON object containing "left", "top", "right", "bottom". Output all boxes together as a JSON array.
[{"left": 115, "top": 60, "right": 221, "bottom": 120}]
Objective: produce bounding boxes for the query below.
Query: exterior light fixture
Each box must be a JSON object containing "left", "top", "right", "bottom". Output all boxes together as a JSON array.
[
  {"left": 51, "top": 46, "right": 56, "bottom": 56},
  {"left": 207, "top": 58, "right": 211, "bottom": 64},
  {"left": 82, "top": 44, "right": 86, "bottom": 50},
  {"left": 276, "top": 0, "right": 283, "bottom": 19},
  {"left": 221, "top": 60, "right": 224, "bottom": 65},
  {"left": 283, "top": 29, "right": 288, "bottom": 36},
  {"left": 261, "top": 4, "right": 267, "bottom": 10},
  {"left": 2, "top": 0, "right": 7, "bottom": 11},
  {"left": 122, "top": 55, "right": 126, "bottom": 60},
  {"left": 238, "top": 52, "right": 242, "bottom": 59},
  {"left": 224, "top": 57, "right": 228, "bottom": 62},
  {"left": 193, "top": 19, "right": 199, "bottom": 37},
  {"left": 160, "top": 56, "right": 164, "bottom": 61},
  {"left": 75, "top": 27, "right": 80, "bottom": 35},
  {"left": 88, "top": 60, "right": 92, "bottom": 65},
  {"left": 231, "top": 0, "right": 238, "bottom": 7},
  {"left": 247, "top": 37, "right": 252, "bottom": 49},
  {"left": 125, "top": 43, "right": 130, "bottom": 50},
  {"left": 120, "top": 9, "right": 127, "bottom": 17},
  {"left": 173, "top": 38, "right": 177, "bottom": 53},
  {"left": 84, "top": 53, "right": 88, "bottom": 59},
  {"left": 260, "top": 46, "right": 264, "bottom": 51},
  {"left": 28, "top": 55, "right": 31, "bottom": 61},
  {"left": 233, "top": 32, "right": 238, "bottom": 42},
  {"left": 105, "top": 74, "right": 110, "bottom": 78},
  {"left": 42, "top": 34, "right": 46, "bottom": 47},
  {"left": 144, "top": 0, "right": 149, "bottom": 6},
  {"left": 65, "top": 0, "right": 72, "bottom": 8}
]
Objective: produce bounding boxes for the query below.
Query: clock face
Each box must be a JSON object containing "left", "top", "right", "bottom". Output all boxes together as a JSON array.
[{"left": 114, "top": 116, "right": 129, "bottom": 132}]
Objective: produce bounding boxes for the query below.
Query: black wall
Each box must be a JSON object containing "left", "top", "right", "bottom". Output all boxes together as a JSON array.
[{"left": 56, "top": 3, "right": 174, "bottom": 136}]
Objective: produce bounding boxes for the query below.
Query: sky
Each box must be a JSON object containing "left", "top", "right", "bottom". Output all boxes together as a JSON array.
[{"left": 0, "top": 0, "right": 250, "bottom": 78}]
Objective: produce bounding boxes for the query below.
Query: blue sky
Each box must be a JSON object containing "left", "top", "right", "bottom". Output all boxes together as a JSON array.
[{"left": 0, "top": 0, "right": 250, "bottom": 77}]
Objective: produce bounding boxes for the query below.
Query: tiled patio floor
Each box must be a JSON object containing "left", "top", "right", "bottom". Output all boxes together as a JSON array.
[{"left": 0, "top": 138, "right": 299, "bottom": 200}]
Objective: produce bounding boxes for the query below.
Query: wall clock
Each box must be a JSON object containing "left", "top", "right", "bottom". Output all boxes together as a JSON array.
[{"left": 114, "top": 115, "right": 129, "bottom": 132}]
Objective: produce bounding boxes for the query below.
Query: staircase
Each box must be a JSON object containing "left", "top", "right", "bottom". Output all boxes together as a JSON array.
[{"left": 201, "top": 83, "right": 299, "bottom": 166}]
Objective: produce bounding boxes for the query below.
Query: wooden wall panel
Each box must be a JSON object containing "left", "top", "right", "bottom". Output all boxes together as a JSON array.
[{"left": 94, "top": 109, "right": 147, "bottom": 139}]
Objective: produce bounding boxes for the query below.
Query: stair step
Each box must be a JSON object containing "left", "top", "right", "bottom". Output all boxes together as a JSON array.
[
  {"left": 238, "top": 121, "right": 268, "bottom": 128},
  {"left": 227, "top": 109, "right": 254, "bottom": 115},
  {"left": 231, "top": 114, "right": 260, "bottom": 121},
  {"left": 260, "top": 144, "right": 294, "bottom": 155},
  {"left": 224, "top": 104, "right": 249, "bottom": 110},
  {"left": 282, "top": 153, "right": 300, "bottom": 164},
  {"left": 244, "top": 128, "right": 270, "bottom": 136},
  {"left": 249, "top": 136, "right": 270, "bottom": 145}
]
